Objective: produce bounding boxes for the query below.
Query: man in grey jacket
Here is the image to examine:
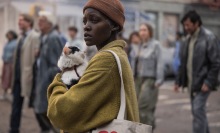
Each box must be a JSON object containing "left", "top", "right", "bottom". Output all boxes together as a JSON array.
[
  {"left": 174, "top": 10, "right": 220, "bottom": 133},
  {"left": 33, "top": 11, "right": 62, "bottom": 133}
]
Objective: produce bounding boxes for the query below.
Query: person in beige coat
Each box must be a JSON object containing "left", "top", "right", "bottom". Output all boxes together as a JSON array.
[{"left": 9, "top": 14, "right": 40, "bottom": 133}]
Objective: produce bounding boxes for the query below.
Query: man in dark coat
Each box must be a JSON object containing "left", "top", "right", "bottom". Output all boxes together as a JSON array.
[
  {"left": 174, "top": 10, "right": 220, "bottom": 133},
  {"left": 33, "top": 11, "right": 62, "bottom": 133}
]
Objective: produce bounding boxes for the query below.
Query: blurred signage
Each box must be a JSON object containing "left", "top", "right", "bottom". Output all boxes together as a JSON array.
[{"left": 30, "top": 4, "right": 44, "bottom": 16}]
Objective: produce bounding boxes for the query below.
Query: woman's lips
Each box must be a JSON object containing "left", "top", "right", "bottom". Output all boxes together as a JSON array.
[{"left": 84, "top": 33, "right": 92, "bottom": 41}]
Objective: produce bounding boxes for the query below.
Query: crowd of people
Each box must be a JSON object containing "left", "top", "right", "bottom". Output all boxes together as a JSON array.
[
  {"left": 0, "top": 0, "right": 219, "bottom": 133},
  {"left": 0, "top": 11, "right": 93, "bottom": 133}
]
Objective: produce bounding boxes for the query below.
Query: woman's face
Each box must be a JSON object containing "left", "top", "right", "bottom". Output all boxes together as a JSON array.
[
  {"left": 131, "top": 35, "right": 141, "bottom": 45},
  {"left": 139, "top": 24, "right": 150, "bottom": 42},
  {"left": 6, "top": 33, "right": 13, "bottom": 41},
  {"left": 83, "top": 8, "right": 113, "bottom": 49}
]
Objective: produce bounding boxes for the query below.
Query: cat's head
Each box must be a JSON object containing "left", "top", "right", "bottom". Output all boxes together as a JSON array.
[
  {"left": 62, "top": 45, "right": 85, "bottom": 64},
  {"left": 58, "top": 42, "right": 86, "bottom": 70}
]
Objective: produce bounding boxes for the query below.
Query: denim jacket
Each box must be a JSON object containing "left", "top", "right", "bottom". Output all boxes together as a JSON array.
[
  {"left": 2, "top": 39, "right": 17, "bottom": 63},
  {"left": 136, "top": 39, "right": 164, "bottom": 85}
]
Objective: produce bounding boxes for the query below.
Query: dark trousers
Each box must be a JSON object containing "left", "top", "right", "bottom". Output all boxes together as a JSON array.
[
  {"left": 135, "top": 77, "right": 158, "bottom": 130},
  {"left": 35, "top": 113, "right": 59, "bottom": 133},
  {"left": 9, "top": 81, "right": 24, "bottom": 133},
  {"left": 191, "top": 91, "right": 210, "bottom": 133},
  {"left": 35, "top": 113, "right": 51, "bottom": 132}
]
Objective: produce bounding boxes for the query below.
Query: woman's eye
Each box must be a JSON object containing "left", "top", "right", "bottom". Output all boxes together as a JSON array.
[
  {"left": 90, "top": 17, "right": 99, "bottom": 23},
  {"left": 83, "top": 19, "right": 87, "bottom": 25},
  {"left": 90, "top": 19, "right": 97, "bottom": 23}
]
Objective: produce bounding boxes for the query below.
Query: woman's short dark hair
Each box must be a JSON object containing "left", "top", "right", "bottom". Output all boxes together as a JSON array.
[
  {"left": 181, "top": 10, "right": 202, "bottom": 26},
  {"left": 141, "top": 23, "right": 153, "bottom": 38},
  {"left": 6, "top": 30, "right": 18, "bottom": 40},
  {"left": 129, "top": 31, "right": 140, "bottom": 44}
]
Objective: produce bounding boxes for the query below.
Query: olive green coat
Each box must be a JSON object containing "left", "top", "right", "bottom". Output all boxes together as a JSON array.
[{"left": 47, "top": 40, "right": 139, "bottom": 133}]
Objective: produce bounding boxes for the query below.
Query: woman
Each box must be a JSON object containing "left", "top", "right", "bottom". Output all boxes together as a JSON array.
[
  {"left": 128, "top": 31, "right": 142, "bottom": 76},
  {"left": 1, "top": 30, "right": 17, "bottom": 100},
  {"left": 47, "top": 0, "right": 139, "bottom": 132},
  {"left": 135, "top": 23, "right": 164, "bottom": 129}
]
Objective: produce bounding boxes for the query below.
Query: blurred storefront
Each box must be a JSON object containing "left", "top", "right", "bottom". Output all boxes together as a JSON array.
[
  {"left": 1, "top": 0, "right": 219, "bottom": 47},
  {"left": 0, "top": 0, "right": 219, "bottom": 75},
  {"left": 0, "top": 0, "right": 84, "bottom": 72},
  {"left": 135, "top": 0, "right": 220, "bottom": 46}
]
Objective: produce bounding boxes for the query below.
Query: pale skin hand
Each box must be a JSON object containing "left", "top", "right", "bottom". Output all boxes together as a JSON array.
[
  {"left": 35, "top": 49, "right": 39, "bottom": 57},
  {"left": 174, "top": 84, "right": 209, "bottom": 92},
  {"left": 174, "top": 84, "right": 179, "bottom": 93},
  {"left": 155, "top": 83, "right": 161, "bottom": 89},
  {"left": 201, "top": 83, "right": 209, "bottom": 92}
]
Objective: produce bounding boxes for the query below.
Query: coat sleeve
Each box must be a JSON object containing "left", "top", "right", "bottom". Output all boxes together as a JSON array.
[
  {"left": 47, "top": 53, "right": 120, "bottom": 132},
  {"left": 155, "top": 43, "right": 164, "bottom": 85},
  {"left": 46, "top": 36, "right": 63, "bottom": 80},
  {"left": 204, "top": 35, "right": 220, "bottom": 90},
  {"left": 31, "top": 32, "right": 40, "bottom": 65}
]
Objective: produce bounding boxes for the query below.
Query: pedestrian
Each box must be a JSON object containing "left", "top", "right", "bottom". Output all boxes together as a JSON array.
[
  {"left": 128, "top": 31, "right": 142, "bottom": 75},
  {"left": 135, "top": 23, "right": 164, "bottom": 130},
  {"left": 54, "top": 24, "right": 67, "bottom": 46},
  {"left": 33, "top": 11, "right": 63, "bottom": 133},
  {"left": 68, "top": 26, "right": 86, "bottom": 51},
  {"left": 47, "top": 0, "right": 139, "bottom": 132},
  {"left": 117, "top": 31, "right": 129, "bottom": 53},
  {"left": 85, "top": 45, "right": 97, "bottom": 61},
  {"left": 9, "top": 14, "right": 40, "bottom": 133},
  {"left": 174, "top": 10, "right": 220, "bottom": 133},
  {"left": 173, "top": 31, "right": 184, "bottom": 75},
  {"left": 0, "top": 31, "right": 17, "bottom": 100}
]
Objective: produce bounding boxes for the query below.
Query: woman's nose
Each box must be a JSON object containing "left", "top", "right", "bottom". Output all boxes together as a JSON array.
[{"left": 83, "top": 22, "right": 91, "bottom": 31}]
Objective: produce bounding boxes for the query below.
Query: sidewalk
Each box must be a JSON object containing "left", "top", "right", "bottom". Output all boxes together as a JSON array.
[{"left": 0, "top": 80, "right": 219, "bottom": 133}]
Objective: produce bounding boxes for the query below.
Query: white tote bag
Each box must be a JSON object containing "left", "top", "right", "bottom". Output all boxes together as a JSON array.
[{"left": 90, "top": 50, "right": 152, "bottom": 133}]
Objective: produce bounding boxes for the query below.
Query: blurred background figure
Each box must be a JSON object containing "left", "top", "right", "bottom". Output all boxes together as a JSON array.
[
  {"left": 173, "top": 31, "right": 184, "bottom": 76},
  {"left": 68, "top": 26, "right": 77, "bottom": 42},
  {"left": 117, "top": 31, "right": 129, "bottom": 54},
  {"left": 33, "top": 11, "right": 62, "bottom": 133},
  {"left": 127, "top": 31, "right": 141, "bottom": 75},
  {"left": 0, "top": 30, "right": 17, "bottom": 100},
  {"left": 9, "top": 13, "right": 40, "bottom": 133},
  {"left": 174, "top": 10, "right": 220, "bottom": 133},
  {"left": 85, "top": 45, "right": 97, "bottom": 61},
  {"left": 54, "top": 24, "right": 67, "bottom": 47},
  {"left": 135, "top": 23, "right": 164, "bottom": 130},
  {"left": 68, "top": 26, "right": 86, "bottom": 51}
]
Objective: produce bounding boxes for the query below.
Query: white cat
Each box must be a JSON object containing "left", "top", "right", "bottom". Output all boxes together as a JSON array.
[{"left": 57, "top": 42, "right": 88, "bottom": 89}]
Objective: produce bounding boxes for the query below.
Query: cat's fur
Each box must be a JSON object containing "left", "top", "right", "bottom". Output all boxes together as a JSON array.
[{"left": 57, "top": 43, "right": 88, "bottom": 89}]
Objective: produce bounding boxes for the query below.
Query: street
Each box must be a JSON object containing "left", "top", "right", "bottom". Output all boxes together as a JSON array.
[{"left": 0, "top": 80, "right": 219, "bottom": 133}]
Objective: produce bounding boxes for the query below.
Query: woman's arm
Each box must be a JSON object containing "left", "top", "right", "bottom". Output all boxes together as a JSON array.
[
  {"left": 155, "top": 43, "right": 164, "bottom": 86},
  {"left": 47, "top": 52, "right": 120, "bottom": 132}
]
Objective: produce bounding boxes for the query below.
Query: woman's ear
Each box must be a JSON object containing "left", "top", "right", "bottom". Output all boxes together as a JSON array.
[{"left": 112, "top": 25, "right": 120, "bottom": 32}]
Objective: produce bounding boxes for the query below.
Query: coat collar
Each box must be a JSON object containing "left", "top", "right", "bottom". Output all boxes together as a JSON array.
[
  {"left": 186, "top": 27, "right": 206, "bottom": 44},
  {"left": 99, "top": 40, "right": 126, "bottom": 51}
]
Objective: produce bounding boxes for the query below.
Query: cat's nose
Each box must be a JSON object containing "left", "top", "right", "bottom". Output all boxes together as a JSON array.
[{"left": 63, "top": 46, "right": 71, "bottom": 55}]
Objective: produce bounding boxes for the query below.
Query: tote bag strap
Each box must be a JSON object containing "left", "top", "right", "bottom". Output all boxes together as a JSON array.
[{"left": 104, "top": 50, "right": 126, "bottom": 120}]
